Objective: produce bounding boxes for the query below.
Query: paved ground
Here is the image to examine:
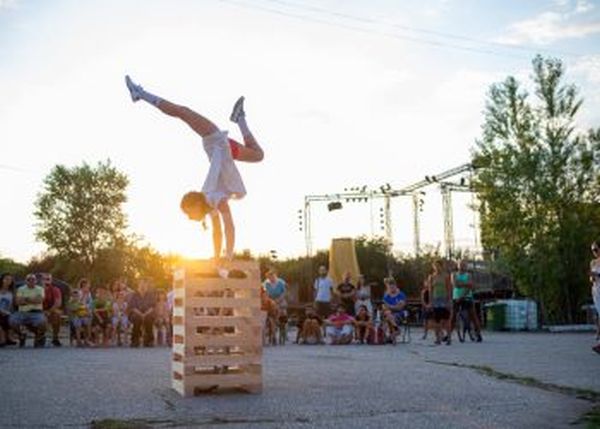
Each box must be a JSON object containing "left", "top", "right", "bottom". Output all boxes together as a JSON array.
[{"left": 1, "top": 330, "right": 599, "bottom": 429}]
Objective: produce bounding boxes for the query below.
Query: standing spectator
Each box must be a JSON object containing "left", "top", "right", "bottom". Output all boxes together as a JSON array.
[
  {"left": 451, "top": 260, "right": 483, "bottom": 342},
  {"left": 42, "top": 273, "right": 63, "bottom": 347},
  {"left": 154, "top": 290, "right": 169, "bottom": 346},
  {"left": 590, "top": 240, "right": 600, "bottom": 354},
  {"left": 92, "top": 287, "right": 113, "bottom": 347},
  {"left": 336, "top": 271, "right": 356, "bottom": 317},
  {"left": 0, "top": 273, "right": 16, "bottom": 346},
  {"left": 420, "top": 282, "right": 433, "bottom": 340},
  {"left": 426, "top": 260, "right": 452, "bottom": 345},
  {"left": 10, "top": 273, "right": 47, "bottom": 347},
  {"left": 313, "top": 265, "right": 334, "bottom": 319},
  {"left": 128, "top": 278, "right": 157, "bottom": 347},
  {"left": 263, "top": 269, "right": 287, "bottom": 309},
  {"left": 324, "top": 304, "right": 354, "bottom": 345},
  {"left": 166, "top": 288, "right": 174, "bottom": 347},
  {"left": 383, "top": 277, "right": 407, "bottom": 325},
  {"left": 354, "top": 275, "right": 373, "bottom": 316}
]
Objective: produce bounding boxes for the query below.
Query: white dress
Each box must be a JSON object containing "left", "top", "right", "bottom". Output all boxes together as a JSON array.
[{"left": 201, "top": 130, "right": 246, "bottom": 208}]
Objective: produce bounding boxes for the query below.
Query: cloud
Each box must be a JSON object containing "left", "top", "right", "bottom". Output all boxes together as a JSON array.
[
  {"left": 497, "top": 1, "right": 600, "bottom": 45},
  {"left": 0, "top": 0, "right": 18, "bottom": 10},
  {"left": 572, "top": 54, "right": 600, "bottom": 84}
]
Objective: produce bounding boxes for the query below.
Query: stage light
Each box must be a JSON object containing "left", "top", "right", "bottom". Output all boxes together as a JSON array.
[{"left": 328, "top": 201, "right": 342, "bottom": 211}]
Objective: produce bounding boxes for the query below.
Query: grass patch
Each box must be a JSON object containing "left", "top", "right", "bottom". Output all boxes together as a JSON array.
[
  {"left": 425, "top": 359, "right": 600, "bottom": 402},
  {"left": 90, "top": 419, "right": 162, "bottom": 429},
  {"left": 574, "top": 405, "right": 600, "bottom": 428}
]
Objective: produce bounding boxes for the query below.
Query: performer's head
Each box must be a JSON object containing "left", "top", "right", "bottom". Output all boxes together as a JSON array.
[{"left": 180, "top": 191, "right": 211, "bottom": 222}]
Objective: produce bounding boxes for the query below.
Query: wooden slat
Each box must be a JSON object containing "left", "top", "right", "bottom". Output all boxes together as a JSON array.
[
  {"left": 184, "top": 297, "right": 260, "bottom": 308},
  {"left": 179, "top": 373, "right": 262, "bottom": 387},
  {"left": 178, "top": 334, "right": 261, "bottom": 348},
  {"left": 183, "top": 280, "right": 260, "bottom": 293},
  {"left": 173, "top": 342, "right": 262, "bottom": 357},
  {"left": 179, "top": 316, "right": 261, "bottom": 328},
  {"left": 174, "top": 354, "right": 262, "bottom": 367}
]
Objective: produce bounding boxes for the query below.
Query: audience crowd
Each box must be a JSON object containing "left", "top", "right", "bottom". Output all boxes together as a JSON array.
[
  {"left": 0, "top": 258, "right": 483, "bottom": 348},
  {"left": 0, "top": 272, "right": 172, "bottom": 348}
]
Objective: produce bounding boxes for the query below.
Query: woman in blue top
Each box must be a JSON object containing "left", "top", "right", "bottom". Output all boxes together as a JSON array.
[{"left": 263, "top": 269, "right": 287, "bottom": 308}]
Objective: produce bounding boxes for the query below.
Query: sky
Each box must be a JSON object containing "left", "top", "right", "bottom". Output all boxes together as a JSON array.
[{"left": 1, "top": 0, "right": 599, "bottom": 263}]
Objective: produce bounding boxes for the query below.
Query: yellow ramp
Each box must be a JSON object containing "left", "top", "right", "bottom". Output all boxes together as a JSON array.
[{"left": 328, "top": 238, "right": 361, "bottom": 286}]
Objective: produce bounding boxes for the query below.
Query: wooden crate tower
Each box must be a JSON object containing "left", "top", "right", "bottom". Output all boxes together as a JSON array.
[{"left": 172, "top": 260, "right": 263, "bottom": 396}]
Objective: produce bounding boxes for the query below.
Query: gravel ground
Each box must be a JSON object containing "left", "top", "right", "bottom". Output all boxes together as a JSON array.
[{"left": 1, "top": 330, "right": 598, "bottom": 429}]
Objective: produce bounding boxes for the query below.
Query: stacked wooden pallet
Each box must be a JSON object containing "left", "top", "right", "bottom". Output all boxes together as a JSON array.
[{"left": 171, "top": 260, "right": 262, "bottom": 396}]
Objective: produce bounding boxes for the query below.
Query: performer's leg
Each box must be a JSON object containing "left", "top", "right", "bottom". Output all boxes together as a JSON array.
[
  {"left": 229, "top": 97, "right": 264, "bottom": 162},
  {"left": 125, "top": 75, "right": 219, "bottom": 138}
]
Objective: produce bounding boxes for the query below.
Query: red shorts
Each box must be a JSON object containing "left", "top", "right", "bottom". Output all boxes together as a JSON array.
[{"left": 228, "top": 138, "right": 241, "bottom": 160}]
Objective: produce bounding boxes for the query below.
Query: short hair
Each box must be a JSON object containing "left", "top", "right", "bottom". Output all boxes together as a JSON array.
[{"left": 180, "top": 191, "right": 210, "bottom": 220}]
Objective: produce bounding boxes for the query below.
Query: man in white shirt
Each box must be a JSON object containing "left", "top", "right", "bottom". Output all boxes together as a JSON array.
[{"left": 313, "top": 265, "right": 333, "bottom": 318}]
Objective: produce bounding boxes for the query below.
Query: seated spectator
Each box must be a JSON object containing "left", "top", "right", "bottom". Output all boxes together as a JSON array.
[
  {"left": 325, "top": 305, "right": 354, "bottom": 345},
  {"left": 336, "top": 271, "right": 356, "bottom": 317},
  {"left": 42, "top": 273, "right": 63, "bottom": 347},
  {"left": 354, "top": 275, "right": 373, "bottom": 317},
  {"left": 297, "top": 305, "right": 323, "bottom": 345},
  {"left": 354, "top": 304, "right": 372, "bottom": 344},
  {"left": 67, "top": 279, "right": 93, "bottom": 346},
  {"left": 128, "top": 278, "right": 156, "bottom": 347},
  {"left": 112, "top": 291, "right": 129, "bottom": 346},
  {"left": 0, "top": 273, "right": 16, "bottom": 346},
  {"left": 10, "top": 273, "right": 47, "bottom": 347},
  {"left": 92, "top": 287, "right": 113, "bottom": 347},
  {"left": 381, "top": 306, "right": 399, "bottom": 344},
  {"left": 383, "top": 277, "right": 408, "bottom": 325},
  {"left": 67, "top": 288, "right": 85, "bottom": 347}
]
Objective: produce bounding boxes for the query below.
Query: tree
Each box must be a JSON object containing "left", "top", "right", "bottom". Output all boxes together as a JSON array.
[
  {"left": 472, "top": 56, "right": 600, "bottom": 323},
  {"left": 35, "top": 160, "right": 129, "bottom": 277}
]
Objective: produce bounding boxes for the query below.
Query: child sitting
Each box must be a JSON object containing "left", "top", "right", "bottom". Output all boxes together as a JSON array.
[
  {"left": 92, "top": 287, "right": 113, "bottom": 347},
  {"left": 382, "top": 306, "right": 399, "bottom": 344},
  {"left": 112, "top": 291, "right": 129, "bottom": 346},
  {"left": 354, "top": 304, "right": 372, "bottom": 344},
  {"left": 68, "top": 281, "right": 92, "bottom": 347},
  {"left": 297, "top": 305, "right": 323, "bottom": 345}
]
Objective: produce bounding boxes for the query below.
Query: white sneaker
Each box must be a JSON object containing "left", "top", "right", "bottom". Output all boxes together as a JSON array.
[
  {"left": 125, "top": 75, "right": 142, "bottom": 102},
  {"left": 229, "top": 96, "right": 245, "bottom": 123}
]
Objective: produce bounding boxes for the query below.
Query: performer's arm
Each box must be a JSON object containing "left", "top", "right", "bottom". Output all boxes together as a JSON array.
[
  {"left": 209, "top": 210, "right": 223, "bottom": 260},
  {"left": 218, "top": 200, "right": 235, "bottom": 260}
]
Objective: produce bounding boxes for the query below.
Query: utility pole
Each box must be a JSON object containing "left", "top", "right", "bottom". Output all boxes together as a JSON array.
[
  {"left": 412, "top": 193, "right": 421, "bottom": 257},
  {"left": 441, "top": 184, "right": 454, "bottom": 259}
]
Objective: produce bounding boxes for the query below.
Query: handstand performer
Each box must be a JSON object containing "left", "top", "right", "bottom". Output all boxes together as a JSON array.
[{"left": 125, "top": 75, "right": 264, "bottom": 264}]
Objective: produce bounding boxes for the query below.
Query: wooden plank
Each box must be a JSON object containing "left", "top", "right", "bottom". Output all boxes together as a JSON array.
[
  {"left": 180, "top": 373, "right": 262, "bottom": 387},
  {"left": 182, "top": 280, "right": 261, "bottom": 293},
  {"left": 173, "top": 307, "right": 185, "bottom": 317},
  {"left": 174, "top": 354, "right": 262, "bottom": 367},
  {"left": 177, "top": 316, "right": 261, "bottom": 328},
  {"left": 173, "top": 342, "right": 262, "bottom": 357},
  {"left": 178, "top": 334, "right": 261, "bottom": 348},
  {"left": 185, "top": 297, "right": 260, "bottom": 309}
]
